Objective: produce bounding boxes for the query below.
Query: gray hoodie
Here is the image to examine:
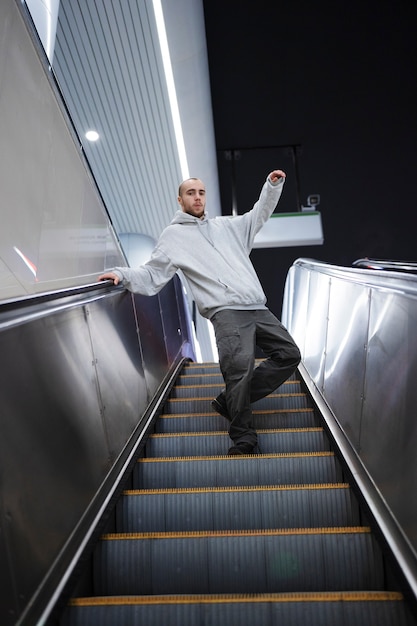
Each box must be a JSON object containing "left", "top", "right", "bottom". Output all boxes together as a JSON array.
[{"left": 114, "top": 175, "right": 284, "bottom": 319}]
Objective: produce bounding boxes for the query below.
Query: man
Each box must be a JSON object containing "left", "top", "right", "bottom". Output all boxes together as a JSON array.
[{"left": 99, "top": 170, "right": 301, "bottom": 455}]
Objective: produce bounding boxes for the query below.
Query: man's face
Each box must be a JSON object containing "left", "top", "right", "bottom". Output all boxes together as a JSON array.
[{"left": 178, "top": 179, "right": 206, "bottom": 218}]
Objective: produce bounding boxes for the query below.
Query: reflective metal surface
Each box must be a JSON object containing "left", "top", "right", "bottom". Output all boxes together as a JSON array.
[
  {"left": 353, "top": 258, "right": 417, "bottom": 273},
  {"left": 283, "top": 258, "right": 417, "bottom": 559},
  {"left": 0, "top": 277, "right": 195, "bottom": 625},
  {"left": 0, "top": 0, "right": 125, "bottom": 301}
]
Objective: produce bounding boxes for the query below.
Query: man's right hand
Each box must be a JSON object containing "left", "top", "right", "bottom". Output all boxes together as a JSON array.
[{"left": 98, "top": 271, "right": 120, "bottom": 285}]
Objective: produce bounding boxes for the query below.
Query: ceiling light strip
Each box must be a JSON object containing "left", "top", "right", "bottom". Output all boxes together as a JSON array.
[{"left": 152, "top": 0, "right": 189, "bottom": 181}]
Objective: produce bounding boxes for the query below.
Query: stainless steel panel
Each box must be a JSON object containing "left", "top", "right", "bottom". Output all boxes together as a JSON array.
[
  {"left": 282, "top": 265, "right": 309, "bottom": 355},
  {"left": 1, "top": 305, "right": 110, "bottom": 620},
  {"left": 283, "top": 257, "right": 417, "bottom": 563},
  {"left": 135, "top": 293, "right": 170, "bottom": 398},
  {"left": 86, "top": 293, "right": 148, "bottom": 459},
  {"left": 160, "top": 280, "right": 185, "bottom": 364},
  {"left": 304, "top": 270, "right": 331, "bottom": 391},
  {"left": 323, "top": 280, "right": 370, "bottom": 448},
  {"left": 0, "top": 0, "right": 125, "bottom": 301},
  {"left": 362, "top": 289, "right": 417, "bottom": 539}
]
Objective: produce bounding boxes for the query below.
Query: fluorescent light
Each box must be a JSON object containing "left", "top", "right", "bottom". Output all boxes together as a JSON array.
[
  {"left": 152, "top": 0, "right": 189, "bottom": 180},
  {"left": 152, "top": 0, "right": 219, "bottom": 363},
  {"left": 85, "top": 130, "right": 99, "bottom": 142}
]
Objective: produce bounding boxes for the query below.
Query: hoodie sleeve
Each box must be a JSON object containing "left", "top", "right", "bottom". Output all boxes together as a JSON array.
[
  {"left": 239, "top": 175, "right": 285, "bottom": 250},
  {"left": 114, "top": 246, "right": 178, "bottom": 296}
]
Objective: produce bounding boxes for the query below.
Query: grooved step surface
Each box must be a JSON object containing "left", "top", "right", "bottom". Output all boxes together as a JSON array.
[
  {"left": 93, "top": 528, "right": 383, "bottom": 596},
  {"left": 63, "top": 592, "right": 415, "bottom": 626},
  {"left": 134, "top": 452, "right": 342, "bottom": 489},
  {"left": 164, "top": 394, "right": 309, "bottom": 414},
  {"left": 145, "top": 428, "right": 330, "bottom": 457},
  {"left": 170, "top": 381, "right": 303, "bottom": 397},
  {"left": 61, "top": 361, "right": 417, "bottom": 626},
  {"left": 155, "top": 408, "right": 318, "bottom": 433},
  {"left": 117, "top": 483, "right": 360, "bottom": 532}
]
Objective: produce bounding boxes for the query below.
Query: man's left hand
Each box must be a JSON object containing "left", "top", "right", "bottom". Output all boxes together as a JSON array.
[{"left": 269, "top": 170, "right": 286, "bottom": 183}]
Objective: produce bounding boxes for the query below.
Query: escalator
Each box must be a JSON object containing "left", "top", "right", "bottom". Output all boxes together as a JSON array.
[{"left": 60, "top": 361, "right": 417, "bottom": 625}]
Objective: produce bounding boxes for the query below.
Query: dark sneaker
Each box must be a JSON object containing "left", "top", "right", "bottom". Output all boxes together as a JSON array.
[
  {"left": 211, "top": 397, "right": 231, "bottom": 421},
  {"left": 227, "top": 442, "right": 255, "bottom": 456}
]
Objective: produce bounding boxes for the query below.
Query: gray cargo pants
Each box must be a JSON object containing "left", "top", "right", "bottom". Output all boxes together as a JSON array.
[{"left": 211, "top": 308, "right": 301, "bottom": 448}]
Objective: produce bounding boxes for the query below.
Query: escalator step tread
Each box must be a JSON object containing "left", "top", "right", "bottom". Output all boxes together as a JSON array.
[
  {"left": 176, "top": 374, "right": 226, "bottom": 385},
  {"left": 134, "top": 452, "right": 343, "bottom": 489},
  {"left": 180, "top": 363, "right": 300, "bottom": 376},
  {"left": 117, "top": 483, "right": 360, "bottom": 532},
  {"left": 170, "top": 381, "right": 303, "bottom": 397},
  {"left": 61, "top": 360, "right": 417, "bottom": 626},
  {"left": 164, "top": 394, "right": 310, "bottom": 413},
  {"left": 145, "top": 429, "right": 330, "bottom": 457},
  {"left": 93, "top": 528, "right": 384, "bottom": 595},
  {"left": 62, "top": 592, "right": 416, "bottom": 626},
  {"left": 155, "top": 409, "right": 318, "bottom": 433}
]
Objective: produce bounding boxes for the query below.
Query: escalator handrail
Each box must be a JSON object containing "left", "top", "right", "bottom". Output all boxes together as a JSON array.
[
  {"left": 0, "top": 280, "right": 123, "bottom": 331},
  {"left": 293, "top": 257, "right": 417, "bottom": 295},
  {"left": 352, "top": 258, "right": 417, "bottom": 274},
  {"left": 0, "top": 279, "right": 120, "bottom": 313}
]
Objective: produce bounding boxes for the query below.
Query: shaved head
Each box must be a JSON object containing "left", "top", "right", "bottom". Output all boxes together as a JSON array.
[{"left": 178, "top": 177, "right": 202, "bottom": 197}]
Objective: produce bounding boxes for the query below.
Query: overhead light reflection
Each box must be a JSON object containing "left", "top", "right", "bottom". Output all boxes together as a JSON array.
[{"left": 13, "top": 246, "right": 38, "bottom": 281}]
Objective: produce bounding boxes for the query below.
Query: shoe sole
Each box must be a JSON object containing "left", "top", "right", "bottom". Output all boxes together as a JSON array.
[{"left": 228, "top": 445, "right": 255, "bottom": 456}]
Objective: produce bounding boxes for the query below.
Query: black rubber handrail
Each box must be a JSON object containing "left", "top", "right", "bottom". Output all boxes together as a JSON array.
[
  {"left": 0, "top": 280, "right": 120, "bottom": 313},
  {"left": 352, "top": 258, "right": 417, "bottom": 273}
]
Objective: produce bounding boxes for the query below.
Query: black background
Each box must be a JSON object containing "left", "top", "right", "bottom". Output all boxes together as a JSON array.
[{"left": 203, "top": 0, "right": 417, "bottom": 317}]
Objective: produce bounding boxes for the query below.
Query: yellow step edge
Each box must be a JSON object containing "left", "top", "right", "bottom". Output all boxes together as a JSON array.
[
  {"left": 160, "top": 408, "right": 314, "bottom": 418},
  {"left": 183, "top": 359, "right": 269, "bottom": 369},
  {"left": 149, "top": 427, "right": 324, "bottom": 439},
  {"left": 68, "top": 591, "right": 405, "bottom": 607},
  {"left": 175, "top": 380, "right": 299, "bottom": 389},
  {"left": 101, "top": 526, "right": 371, "bottom": 541},
  {"left": 139, "top": 451, "right": 335, "bottom": 463},
  {"left": 123, "top": 482, "right": 350, "bottom": 495},
  {"left": 166, "top": 393, "right": 306, "bottom": 402}
]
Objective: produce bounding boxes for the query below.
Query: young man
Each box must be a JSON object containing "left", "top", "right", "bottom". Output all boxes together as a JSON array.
[{"left": 99, "top": 170, "right": 301, "bottom": 455}]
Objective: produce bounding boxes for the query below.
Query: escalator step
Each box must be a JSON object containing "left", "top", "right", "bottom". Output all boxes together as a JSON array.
[
  {"left": 134, "top": 452, "right": 343, "bottom": 489},
  {"left": 155, "top": 408, "right": 318, "bottom": 433},
  {"left": 170, "top": 381, "right": 302, "bottom": 398},
  {"left": 117, "top": 483, "right": 360, "bottom": 532},
  {"left": 164, "top": 393, "right": 309, "bottom": 414},
  {"left": 176, "top": 373, "right": 225, "bottom": 385},
  {"left": 180, "top": 362, "right": 300, "bottom": 377},
  {"left": 145, "top": 428, "right": 330, "bottom": 457},
  {"left": 93, "top": 527, "right": 383, "bottom": 596},
  {"left": 62, "top": 592, "right": 416, "bottom": 626},
  {"left": 182, "top": 363, "right": 221, "bottom": 374}
]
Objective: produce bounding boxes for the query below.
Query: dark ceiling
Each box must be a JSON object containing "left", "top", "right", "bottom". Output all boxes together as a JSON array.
[{"left": 202, "top": 0, "right": 417, "bottom": 315}]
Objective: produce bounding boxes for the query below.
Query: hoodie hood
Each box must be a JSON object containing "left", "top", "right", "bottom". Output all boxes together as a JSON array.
[{"left": 170, "top": 209, "right": 208, "bottom": 225}]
